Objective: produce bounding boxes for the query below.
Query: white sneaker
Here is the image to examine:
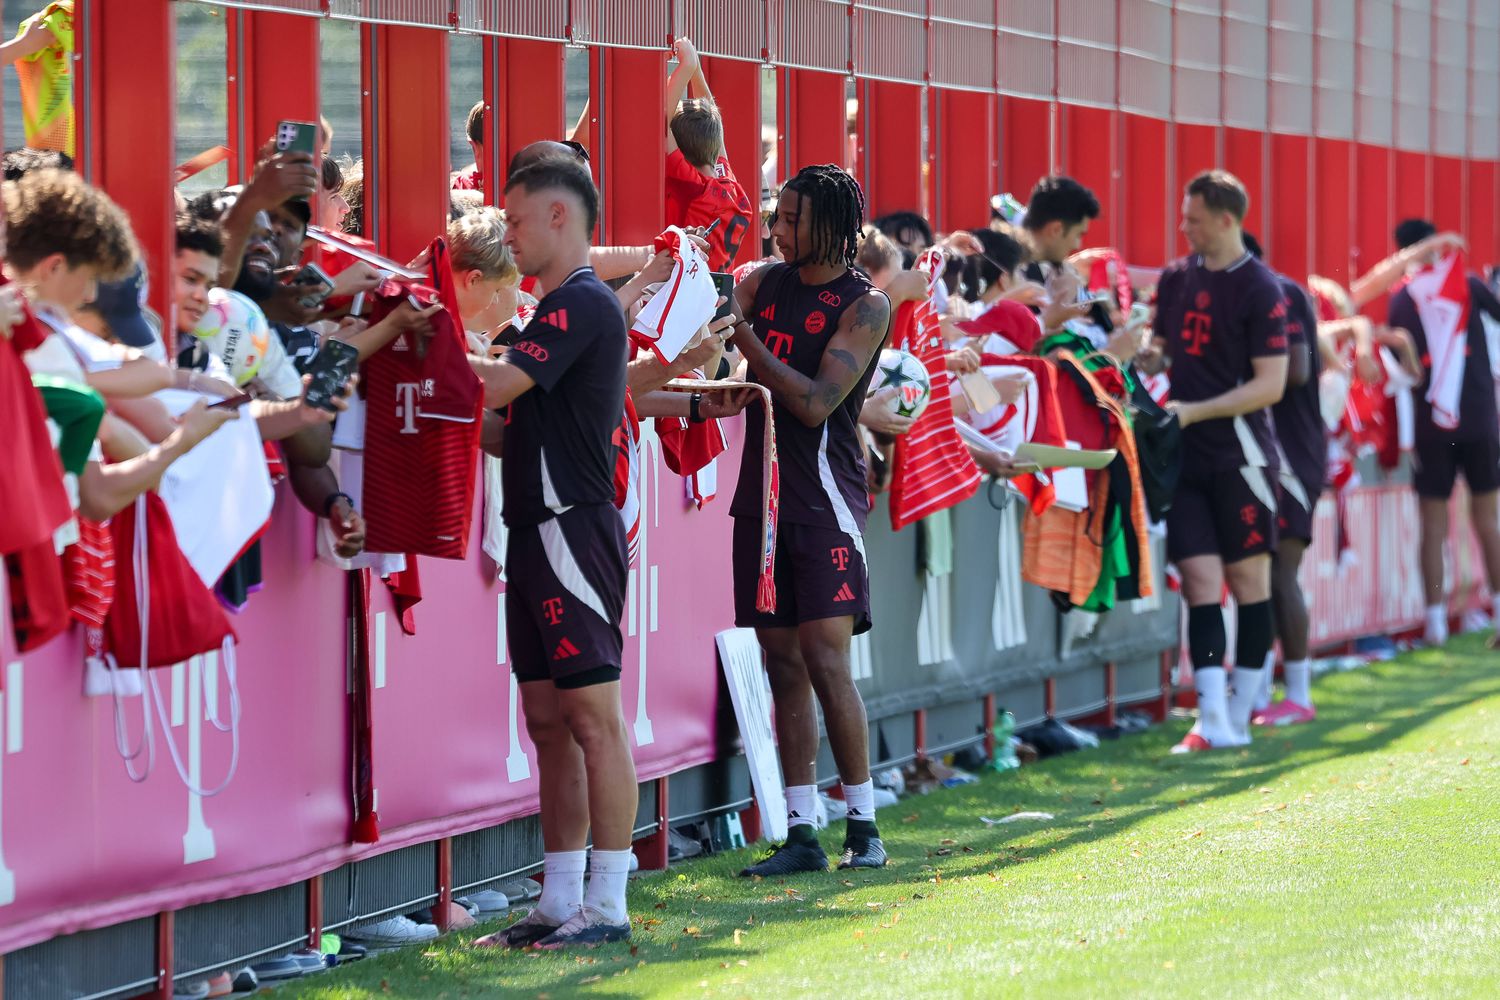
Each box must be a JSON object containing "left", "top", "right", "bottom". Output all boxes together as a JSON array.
[
  {"left": 346, "top": 915, "right": 438, "bottom": 946},
  {"left": 460, "top": 889, "right": 510, "bottom": 914}
]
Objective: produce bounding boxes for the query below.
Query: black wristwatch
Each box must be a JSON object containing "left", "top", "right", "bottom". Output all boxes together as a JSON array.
[
  {"left": 323, "top": 491, "right": 354, "bottom": 518},
  {"left": 689, "top": 393, "right": 705, "bottom": 423}
]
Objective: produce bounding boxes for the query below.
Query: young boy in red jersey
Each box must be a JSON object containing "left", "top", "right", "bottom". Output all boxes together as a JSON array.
[{"left": 664, "top": 37, "right": 754, "bottom": 271}]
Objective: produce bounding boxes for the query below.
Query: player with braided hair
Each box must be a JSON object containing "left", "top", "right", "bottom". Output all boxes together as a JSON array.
[{"left": 728, "top": 164, "right": 893, "bottom": 876}]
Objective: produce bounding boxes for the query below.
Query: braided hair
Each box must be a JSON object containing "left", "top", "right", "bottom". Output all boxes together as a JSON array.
[{"left": 782, "top": 164, "right": 865, "bottom": 268}]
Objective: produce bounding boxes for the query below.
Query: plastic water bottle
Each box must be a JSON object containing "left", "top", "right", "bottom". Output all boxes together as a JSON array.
[{"left": 988, "top": 709, "right": 1020, "bottom": 771}]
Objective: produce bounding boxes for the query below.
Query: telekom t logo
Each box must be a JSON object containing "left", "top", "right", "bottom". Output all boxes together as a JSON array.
[
  {"left": 765, "top": 329, "right": 795, "bottom": 360},
  {"left": 396, "top": 382, "right": 421, "bottom": 434},
  {"left": 542, "top": 598, "right": 564, "bottom": 626},
  {"left": 830, "top": 546, "right": 851, "bottom": 572}
]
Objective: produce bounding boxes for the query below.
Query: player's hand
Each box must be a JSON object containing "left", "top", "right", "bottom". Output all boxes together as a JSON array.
[
  {"left": 1164, "top": 398, "right": 1198, "bottom": 428},
  {"left": 1000, "top": 280, "right": 1048, "bottom": 308},
  {"left": 673, "top": 36, "right": 701, "bottom": 70},
  {"left": 945, "top": 347, "right": 981, "bottom": 374},
  {"left": 705, "top": 307, "right": 736, "bottom": 342},
  {"left": 391, "top": 300, "right": 444, "bottom": 338},
  {"left": 175, "top": 398, "right": 238, "bottom": 449},
  {"left": 860, "top": 387, "right": 915, "bottom": 436},
  {"left": 243, "top": 145, "right": 318, "bottom": 211},
  {"left": 973, "top": 450, "right": 1023, "bottom": 479},
  {"left": 1354, "top": 348, "right": 1383, "bottom": 385},
  {"left": 330, "top": 260, "right": 384, "bottom": 298},
  {"left": 329, "top": 498, "right": 367, "bottom": 558},
  {"left": 296, "top": 373, "right": 359, "bottom": 426},
  {"left": 699, "top": 386, "right": 755, "bottom": 420},
  {"left": 676, "top": 334, "right": 724, "bottom": 375}
]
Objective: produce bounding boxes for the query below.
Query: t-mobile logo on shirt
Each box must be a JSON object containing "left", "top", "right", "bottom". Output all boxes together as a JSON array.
[{"left": 395, "top": 380, "right": 436, "bottom": 434}]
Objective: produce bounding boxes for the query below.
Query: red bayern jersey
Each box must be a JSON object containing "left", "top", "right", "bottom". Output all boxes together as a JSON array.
[
  {"left": 664, "top": 150, "right": 754, "bottom": 271},
  {"left": 361, "top": 239, "right": 485, "bottom": 559}
]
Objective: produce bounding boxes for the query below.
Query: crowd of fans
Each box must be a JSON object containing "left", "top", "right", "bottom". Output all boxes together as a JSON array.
[{"left": 3, "top": 20, "right": 1500, "bottom": 988}]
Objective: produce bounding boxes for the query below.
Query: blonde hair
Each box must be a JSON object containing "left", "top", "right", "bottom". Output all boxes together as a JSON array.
[
  {"left": 856, "top": 225, "right": 902, "bottom": 276},
  {"left": 447, "top": 206, "right": 517, "bottom": 284}
]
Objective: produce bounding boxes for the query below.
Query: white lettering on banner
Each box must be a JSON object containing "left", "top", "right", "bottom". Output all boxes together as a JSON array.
[
  {"left": 5, "top": 661, "right": 20, "bottom": 754},
  {"left": 917, "top": 572, "right": 955, "bottom": 667},
  {"left": 850, "top": 631, "right": 873, "bottom": 682},
  {"left": 631, "top": 426, "right": 662, "bottom": 748},
  {"left": 182, "top": 656, "right": 216, "bottom": 865},
  {"left": 374, "top": 611, "right": 388, "bottom": 689},
  {"left": 395, "top": 383, "right": 421, "bottom": 435},
  {"left": 499, "top": 592, "right": 531, "bottom": 783},
  {"left": 992, "top": 503, "right": 1028, "bottom": 651},
  {"left": 716, "top": 628, "right": 787, "bottom": 843},
  {"left": 0, "top": 661, "right": 19, "bottom": 906}
]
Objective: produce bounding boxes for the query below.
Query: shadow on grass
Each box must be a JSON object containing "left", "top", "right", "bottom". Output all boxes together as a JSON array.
[{"left": 281, "top": 638, "right": 1500, "bottom": 998}]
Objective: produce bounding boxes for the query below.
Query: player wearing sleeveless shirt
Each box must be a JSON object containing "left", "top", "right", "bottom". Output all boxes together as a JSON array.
[
  {"left": 1148, "top": 172, "right": 1289, "bottom": 754},
  {"left": 728, "top": 165, "right": 893, "bottom": 876},
  {"left": 463, "top": 160, "right": 635, "bottom": 951}
]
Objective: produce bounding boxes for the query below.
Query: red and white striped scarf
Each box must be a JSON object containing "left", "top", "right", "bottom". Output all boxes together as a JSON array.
[
  {"left": 888, "top": 249, "right": 981, "bottom": 531},
  {"left": 1408, "top": 251, "right": 1470, "bottom": 431}
]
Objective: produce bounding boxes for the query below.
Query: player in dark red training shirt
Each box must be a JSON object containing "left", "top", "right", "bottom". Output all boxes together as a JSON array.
[
  {"left": 729, "top": 165, "right": 893, "bottom": 876},
  {"left": 1147, "top": 171, "right": 1289, "bottom": 754},
  {"left": 663, "top": 36, "right": 755, "bottom": 270},
  {"left": 463, "top": 159, "right": 634, "bottom": 950}
]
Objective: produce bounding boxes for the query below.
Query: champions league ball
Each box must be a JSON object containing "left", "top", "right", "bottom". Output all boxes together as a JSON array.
[
  {"left": 191, "top": 287, "right": 271, "bottom": 386},
  {"left": 869, "top": 348, "right": 932, "bottom": 420}
]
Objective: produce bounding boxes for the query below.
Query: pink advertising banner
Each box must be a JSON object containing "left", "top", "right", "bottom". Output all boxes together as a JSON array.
[{"left": 0, "top": 420, "right": 742, "bottom": 956}]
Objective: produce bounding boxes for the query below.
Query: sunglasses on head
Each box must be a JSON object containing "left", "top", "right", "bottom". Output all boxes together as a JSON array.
[{"left": 562, "top": 140, "right": 590, "bottom": 163}]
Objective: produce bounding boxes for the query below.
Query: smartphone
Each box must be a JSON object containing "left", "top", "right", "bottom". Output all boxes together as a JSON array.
[
  {"left": 208, "top": 392, "right": 253, "bottom": 411},
  {"left": 291, "top": 261, "right": 336, "bottom": 309},
  {"left": 275, "top": 120, "right": 318, "bottom": 157},
  {"left": 302, "top": 339, "right": 361, "bottom": 412},
  {"left": 710, "top": 271, "right": 735, "bottom": 320}
]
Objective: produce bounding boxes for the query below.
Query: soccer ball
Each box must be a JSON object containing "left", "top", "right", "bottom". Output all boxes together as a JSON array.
[
  {"left": 191, "top": 287, "right": 271, "bottom": 386},
  {"left": 868, "top": 348, "right": 932, "bottom": 420}
]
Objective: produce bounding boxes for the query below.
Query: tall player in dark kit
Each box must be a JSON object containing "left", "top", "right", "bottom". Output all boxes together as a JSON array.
[
  {"left": 728, "top": 165, "right": 893, "bottom": 875},
  {"left": 463, "top": 159, "right": 636, "bottom": 949},
  {"left": 1149, "top": 171, "right": 1289, "bottom": 753}
]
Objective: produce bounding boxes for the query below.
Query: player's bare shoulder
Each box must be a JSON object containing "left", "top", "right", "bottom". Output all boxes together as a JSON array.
[{"left": 846, "top": 285, "right": 892, "bottom": 343}]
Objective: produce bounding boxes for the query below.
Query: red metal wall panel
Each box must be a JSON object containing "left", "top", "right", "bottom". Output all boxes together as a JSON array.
[
  {"left": 502, "top": 39, "right": 567, "bottom": 170},
  {"left": 1314, "top": 138, "right": 1355, "bottom": 287},
  {"left": 779, "top": 69, "right": 846, "bottom": 179},
  {"left": 89, "top": 0, "right": 175, "bottom": 326},
  {"left": 240, "top": 11, "right": 321, "bottom": 178},
  {"left": 1353, "top": 142, "right": 1394, "bottom": 295},
  {"left": 1222, "top": 127, "right": 1267, "bottom": 246},
  {"left": 935, "top": 89, "right": 999, "bottom": 234},
  {"left": 1393, "top": 149, "right": 1431, "bottom": 223},
  {"left": 1470, "top": 161, "right": 1498, "bottom": 272},
  {"left": 1173, "top": 122, "right": 1218, "bottom": 257},
  {"left": 1058, "top": 104, "right": 1115, "bottom": 250},
  {"left": 369, "top": 25, "right": 451, "bottom": 262},
  {"left": 865, "top": 79, "right": 924, "bottom": 219},
  {"left": 1268, "top": 133, "right": 1311, "bottom": 285},
  {"left": 701, "top": 56, "right": 764, "bottom": 269},
  {"left": 601, "top": 48, "right": 666, "bottom": 247},
  {"left": 1000, "top": 95, "right": 1052, "bottom": 203},
  {"left": 1121, "top": 112, "right": 1170, "bottom": 267},
  {"left": 1431, "top": 155, "right": 1464, "bottom": 236}
]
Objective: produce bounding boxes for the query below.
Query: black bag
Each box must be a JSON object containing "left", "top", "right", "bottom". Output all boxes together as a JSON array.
[{"left": 1129, "top": 382, "right": 1182, "bottom": 521}]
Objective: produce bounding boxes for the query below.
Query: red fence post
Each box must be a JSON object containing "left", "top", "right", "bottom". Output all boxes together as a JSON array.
[
  {"left": 601, "top": 47, "right": 667, "bottom": 247},
  {"left": 981, "top": 692, "right": 997, "bottom": 759},
  {"left": 632, "top": 776, "right": 672, "bottom": 871},
  {"left": 88, "top": 0, "right": 175, "bottom": 329},
  {"left": 149, "top": 910, "right": 174, "bottom": 1000},
  {"left": 434, "top": 838, "right": 453, "bottom": 931},
  {"left": 501, "top": 39, "right": 566, "bottom": 173},
  {"left": 305, "top": 873, "right": 323, "bottom": 950},
  {"left": 366, "top": 24, "right": 450, "bottom": 263}
]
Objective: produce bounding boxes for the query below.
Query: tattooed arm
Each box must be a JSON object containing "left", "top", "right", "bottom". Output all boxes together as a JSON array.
[{"left": 730, "top": 288, "right": 893, "bottom": 428}]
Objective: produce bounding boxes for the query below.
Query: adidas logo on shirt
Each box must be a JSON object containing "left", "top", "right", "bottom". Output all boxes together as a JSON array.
[
  {"left": 833, "top": 583, "right": 855, "bottom": 603},
  {"left": 552, "top": 637, "right": 581, "bottom": 660},
  {"left": 537, "top": 308, "right": 569, "bottom": 331}
]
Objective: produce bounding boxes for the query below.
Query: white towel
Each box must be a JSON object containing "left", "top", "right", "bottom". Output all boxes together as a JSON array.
[
  {"left": 1408, "top": 252, "right": 1470, "bottom": 432},
  {"left": 630, "top": 227, "right": 717, "bottom": 363}
]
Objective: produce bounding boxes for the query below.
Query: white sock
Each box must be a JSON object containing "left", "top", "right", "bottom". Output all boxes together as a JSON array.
[
  {"left": 1253, "top": 649, "right": 1276, "bottom": 711},
  {"left": 1284, "top": 658, "right": 1313, "bottom": 708},
  {"left": 842, "top": 780, "right": 876, "bottom": 824},
  {"left": 1426, "top": 603, "right": 1449, "bottom": 643},
  {"left": 583, "top": 849, "right": 632, "bottom": 924},
  {"left": 785, "top": 784, "right": 817, "bottom": 830},
  {"left": 1227, "top": 664, "right": 1265, "bottom": 744},
  {"left": 536, "top": 850, "right": 586, "bottom": 923},
  {"left": 1194, "top": 667, "right": 1234, "bottom": 745}
]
